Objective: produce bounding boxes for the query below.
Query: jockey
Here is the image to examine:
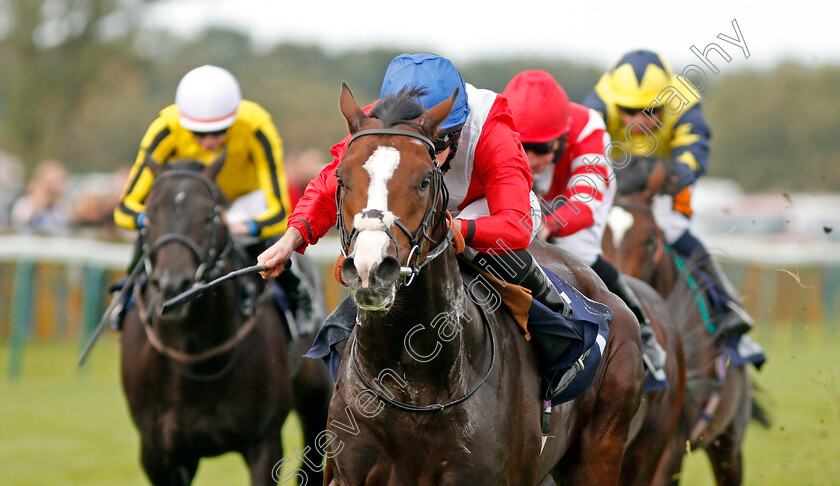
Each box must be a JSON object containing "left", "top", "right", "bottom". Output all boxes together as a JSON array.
[
  {"left": 503, "top": 69, "right": 667, "bottom": 380},
  {"left": 583, "top": 50, "right": 752, "bottom": 336},
  {"left": 112, "top": 64, "right": 315, "bottom": 334},
  {"left": 260, "top": 53, "right": 579, "bottom": 400}
]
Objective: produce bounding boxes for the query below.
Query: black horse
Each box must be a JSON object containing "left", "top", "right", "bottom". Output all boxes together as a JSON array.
[{"left": 120, "top": 154, "right": 332, "bottom": 485}]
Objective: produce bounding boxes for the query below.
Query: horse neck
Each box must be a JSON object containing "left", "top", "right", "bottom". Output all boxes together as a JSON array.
[{"left": 355, "top": 249, "right": 481, "bottom": 390}]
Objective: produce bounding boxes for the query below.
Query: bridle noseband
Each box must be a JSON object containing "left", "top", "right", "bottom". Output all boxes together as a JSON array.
[{"left": 337, "top": 128, "right": 453, "bottom": 286}]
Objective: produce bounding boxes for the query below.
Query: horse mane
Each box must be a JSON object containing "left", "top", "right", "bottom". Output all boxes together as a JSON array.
[{"left": 370, "top": 88, "right": 428, "bottom": 128}]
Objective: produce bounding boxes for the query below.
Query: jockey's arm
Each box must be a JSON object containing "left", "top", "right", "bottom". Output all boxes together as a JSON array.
[
  {"left": 460, "top": 99, "right": 534, "bottom": 253},
  {"left": 543, "top": 108, "right": 614, "bottom": 239},
  {"left": 114, "top": 117, "right": 176, "bottom": 230},
  {"left": 666, "top": 105, "right": 711, "bottom": 193},
  {"left": 259, "top": 138, "right": 346, "bottom": 278}
]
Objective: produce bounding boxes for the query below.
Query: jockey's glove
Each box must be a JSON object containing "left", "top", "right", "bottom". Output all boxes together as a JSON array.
[{"left": 663, "top": 162, "right": 695, "bottom": 196}]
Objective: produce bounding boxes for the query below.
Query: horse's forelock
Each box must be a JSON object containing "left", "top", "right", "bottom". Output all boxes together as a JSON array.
[{"left": 371, "top": 88, "right": 428, "bottom": 128}]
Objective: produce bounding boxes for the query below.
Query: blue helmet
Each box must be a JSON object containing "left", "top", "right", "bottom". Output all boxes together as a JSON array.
[{"left": 380, "top": 53, "right": 470, "bottom": 130}]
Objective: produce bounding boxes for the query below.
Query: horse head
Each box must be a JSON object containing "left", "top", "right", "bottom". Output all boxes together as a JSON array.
[
  {"left": 610, "top": 157, "right": 668, "bottom": 280},
  {"left": 335, "top": 83, "right": 456, "bottom": 312},
  {"left": 141, "top": 150, "right": 230, "bottom": 321}
]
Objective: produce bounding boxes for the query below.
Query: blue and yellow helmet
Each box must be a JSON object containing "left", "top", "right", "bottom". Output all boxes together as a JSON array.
[
  {"left": 380, "top": 53, "right": 470, "bottom": 130},
  {"left": 605, "top": 50, "right": 674, "bottom": 109}
]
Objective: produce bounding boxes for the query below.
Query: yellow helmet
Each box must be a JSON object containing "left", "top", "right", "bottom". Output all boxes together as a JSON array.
[{"left": 605, "top": 50, "right": 674, "bottom": 109}]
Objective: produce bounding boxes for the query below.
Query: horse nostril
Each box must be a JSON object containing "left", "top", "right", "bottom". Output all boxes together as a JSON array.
[
  {"left": 341, "top": 257, "right": 360, "bottom": 285},
  {"left": 373, "top": 256, "right": 401, "bottom": 286}
]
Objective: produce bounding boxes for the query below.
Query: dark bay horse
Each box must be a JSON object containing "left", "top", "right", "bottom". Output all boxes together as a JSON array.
[
  {"left": 323, "top": 84, "right": 644, "bottom": 485},
  {"left": 120, "top": 155, "right": 332, "bottom": 485},
  {"left": 604, "top": 161, "right": 768, "bottom": 486},
  {"left": 613, "top": 276, "right": 687, "bottom": 485}
]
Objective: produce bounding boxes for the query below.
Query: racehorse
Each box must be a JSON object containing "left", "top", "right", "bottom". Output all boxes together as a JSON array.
[
  {"left": 324, "top": 83, "right": 644, "bottom": 485},
  {"left": 613, "top": 275, "right": 687, "bottom": 485},
  {"left": 603, "top": 160, "right": 769, "bottom": 486},
  {"left": 120, "top": 154, "right": 332, "bottom": 485}
]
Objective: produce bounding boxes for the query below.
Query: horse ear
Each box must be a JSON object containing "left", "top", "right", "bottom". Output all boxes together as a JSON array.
[
  {"left": 204, "top": 147, "right": 227, "bottom": 181},
  {"left": 339, "top": 82, "right": 369, "bottom": 135},
  {"left": 415, "top": 88, "right": 458, "bottom": 137},
  {"left": 143, "top": 151, "right": 166, "bottom": 178},
  {"left": 645, "top": 160, "right": 668, "bottom": 201}
]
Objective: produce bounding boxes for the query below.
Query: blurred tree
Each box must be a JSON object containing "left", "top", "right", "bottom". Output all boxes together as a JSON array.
[{"left": 0, "top": 0, "right": 157, "bottom": 170}]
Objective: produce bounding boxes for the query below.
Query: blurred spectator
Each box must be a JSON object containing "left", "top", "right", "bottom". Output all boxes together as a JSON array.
[
  {"left": 284, "top": 148, "right": 325, "bottom": 209},
  {"left": 0, "top": 151, "right": 24, "bottom": 230},
  {"left": 69, "top": 167, "right": 132, "bottom": 239},
  {"left": 10, "top": 159, "right": 71, "bottom": 233}
]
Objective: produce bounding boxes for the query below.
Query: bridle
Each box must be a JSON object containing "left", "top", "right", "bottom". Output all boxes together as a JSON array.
[
  {"left": 140, "top": 169, "right": 234, "bottom": 284},
  {"left": 134, "top": 168, "right": 257, "bottom": 375},
  {"left": 336, "top": 128, "right": 453, "bottom": 286},
  {"left": 339, "top": 128, "right": 497, "bottom": 412}
]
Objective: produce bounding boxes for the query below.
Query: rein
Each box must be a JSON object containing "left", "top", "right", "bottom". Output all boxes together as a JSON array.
[
  {"left": 348, "top": 282, "right": 496, "bottom": 412},
  {"left": 341, "top": 127, "right": 495, "bottom": 412},
  {"left": 338, "top": 128, "right": 453, "bottom": 286},
  {"left": 135, "top": 168, "right": 258, "bottom": 373}
]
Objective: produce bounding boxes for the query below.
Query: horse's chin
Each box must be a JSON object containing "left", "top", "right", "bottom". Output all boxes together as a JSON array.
[
  {"left": 352, "top": 286, "right": 397, "bottom": 313},
  {"left": 152, "top": 295, "right": 191, "bottom": 323}
]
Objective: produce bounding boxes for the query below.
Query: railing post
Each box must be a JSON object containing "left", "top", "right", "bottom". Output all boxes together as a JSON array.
[
  {"left": 9, "top": 260, "right": 36, "bottom": 379},
  {"left": 78, "top": 265, "right": 107, "bottom": 370}
]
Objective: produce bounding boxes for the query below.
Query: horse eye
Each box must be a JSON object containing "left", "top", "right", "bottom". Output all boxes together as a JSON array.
[
  {"left": 419, "top": 176, "right": 431, "bottom": 190},
  {"left": 336, "top": 175, "right": 345, "bottom": 188}
]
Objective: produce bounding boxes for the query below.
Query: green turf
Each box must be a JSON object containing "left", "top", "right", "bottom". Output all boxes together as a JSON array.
[
  {"left": 0, "top": 335, "right": 302, "bottom": 486},
  {"left": 1, "top": 326, "right": 838, "bottom": 485}
]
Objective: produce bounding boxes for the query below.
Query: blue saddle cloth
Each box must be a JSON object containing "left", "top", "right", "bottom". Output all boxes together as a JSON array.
[
  {"left": 721, "top": 333, "right": 767, "bottom": 370},
  {"left": 306, "top": 265, "right": 615, "bottom": 406},
  {"left": 535, "top": 268, "right": 613, "bottom": 406}
]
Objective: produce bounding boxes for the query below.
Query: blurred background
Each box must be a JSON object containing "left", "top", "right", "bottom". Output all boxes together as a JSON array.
[{"left": 0, "top": 0, "right": 838, "bottom": 485}]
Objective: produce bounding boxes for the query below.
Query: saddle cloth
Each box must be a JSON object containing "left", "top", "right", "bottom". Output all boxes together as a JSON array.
[{"left": 306, "top": 260, "right": 613, "bottom": 408}]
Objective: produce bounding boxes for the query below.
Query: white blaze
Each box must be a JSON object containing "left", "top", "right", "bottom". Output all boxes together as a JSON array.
[
  {"left": 353, "top": 146, "right": 400, "bottom": 287},
  {"left": 607, "top": 206, "right": 634, "bottom": 247}
]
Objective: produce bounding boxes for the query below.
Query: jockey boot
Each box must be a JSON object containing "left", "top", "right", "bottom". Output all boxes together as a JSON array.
[
  {"left": 107, "top": 238, "right": 144, "bottom": 332},
  {"left": 276, "top": 267, "right": 317, "bottom": 338},
  {"left": 106, "top": 280, "right": 127, "bottom": 332},
  {"left": 696, "top": 255, "right": 754, "bottom": 337},
  {"left": 517, "top": 257, "right": 574, "bottom": 318},
  {"left": 672, "top": 231, "right": 754, "bottom": 337},
  {"left": 516, "top": 258, "right": 580, "bottom": 400},
  {"left": 591, "top": 255, "right": 665, "bottom": 380},
  {"left": 616, "top": 276, "right": 667, "bottom": 381}
]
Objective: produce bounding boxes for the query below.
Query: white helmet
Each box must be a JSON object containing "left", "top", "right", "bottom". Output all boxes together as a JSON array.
[{"left": 175, "top": 65, "right": 242, "bottom": 132}]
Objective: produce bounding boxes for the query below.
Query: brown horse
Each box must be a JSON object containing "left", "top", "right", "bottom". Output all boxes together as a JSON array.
[
  {"left": 322, "top": 84, "right": 643, "bottom": 485},
  {"left": 615, "top": 276, "right": 687, "bottom": 485},
  {"left": 120, "top": 156, "right": 333, "bottom": 485},
  {"left": 604, "top": 161, "right": 768, "bottom": 486}
]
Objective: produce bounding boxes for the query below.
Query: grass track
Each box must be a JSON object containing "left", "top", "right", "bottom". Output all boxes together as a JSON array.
[{"left": 1, "top": 326, "right": 838, "bottom": 485}]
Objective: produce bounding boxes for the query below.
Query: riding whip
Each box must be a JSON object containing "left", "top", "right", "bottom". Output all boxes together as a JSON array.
[
  {"left": 77, "top": 256, "right": 147, "bottom": 366},
  {"left": 159, "top": 260, "right": 289, "bottom": 315}
]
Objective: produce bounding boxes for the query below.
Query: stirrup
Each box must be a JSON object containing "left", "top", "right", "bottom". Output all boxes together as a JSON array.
[
  {"left": 714, "top": 301, "right": 754, "bottom": 337},
  {"left": 543, "top": 349, "right": 590, "bottom": 401},
  {"left": 641, "top": 352, "right": 667, "bottom": 382}
]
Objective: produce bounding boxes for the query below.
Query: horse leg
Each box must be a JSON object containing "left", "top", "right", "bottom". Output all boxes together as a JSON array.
[
  {"left": 243, "top": 434, "right": 287, "bottom": 486},
  {"left": 140, "top": 443, "right": 198, "bottom": 486},
  {"left": 292, "top": 358, "right": 333, "bottom": 486},
  {"left": 705, "top": 428, "right": 744, "bottom": 486},
  {"left": 649, "top": 429, "right": 689, "bottom": 486}
]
